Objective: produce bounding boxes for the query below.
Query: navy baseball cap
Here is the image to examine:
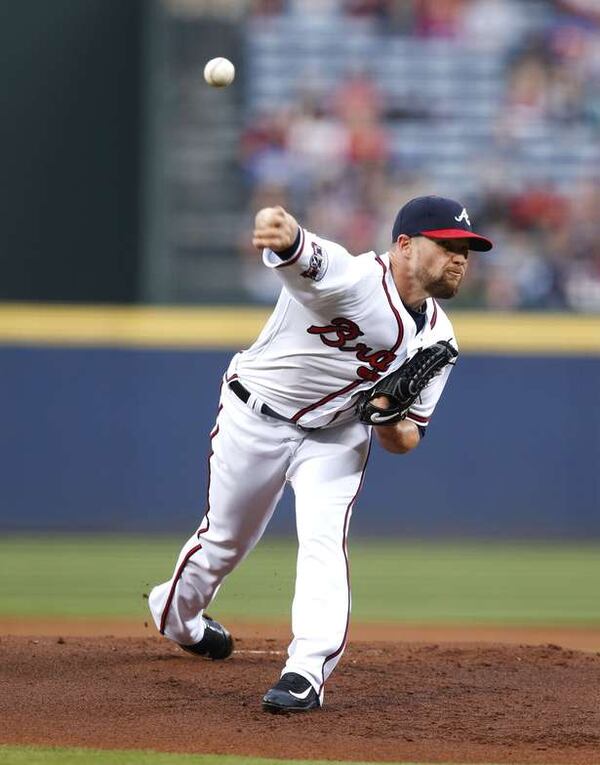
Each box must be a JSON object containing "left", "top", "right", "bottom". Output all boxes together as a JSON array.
[{"left": 392, "top": 195, "right": 493, "bottom": 252}]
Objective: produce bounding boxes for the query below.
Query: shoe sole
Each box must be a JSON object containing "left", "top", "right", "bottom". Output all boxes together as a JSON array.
[{"left": 262, "top": 700, "right": 320, "bottom": 714}]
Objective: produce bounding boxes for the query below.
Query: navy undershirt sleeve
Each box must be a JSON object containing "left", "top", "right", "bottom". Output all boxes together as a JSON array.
[{"left": 274, "top": 227, "right": 302, "bottom": 261}]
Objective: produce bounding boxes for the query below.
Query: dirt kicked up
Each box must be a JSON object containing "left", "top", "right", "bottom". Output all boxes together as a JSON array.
[{"left": 2, "top": 623, "right": 600, "bottom": 765}]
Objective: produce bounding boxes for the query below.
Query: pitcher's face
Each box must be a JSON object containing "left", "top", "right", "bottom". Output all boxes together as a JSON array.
[{"left": 411, "top": 236, "right": 469, "bottom": 299}]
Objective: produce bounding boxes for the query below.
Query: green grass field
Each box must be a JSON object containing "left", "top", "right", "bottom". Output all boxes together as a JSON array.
[
  {"left": 0, "top": 747, "right": 514, "bottom": 765},
  {"left": 1, "top": 535, "right": 599, "bottom": 624}
]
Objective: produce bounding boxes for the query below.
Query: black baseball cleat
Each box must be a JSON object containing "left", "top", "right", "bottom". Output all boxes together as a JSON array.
[
  {"left": 179, "top": 615, "right": 233, "bottom": 660},
  {"left": 262, "top": 672, "right": 320, "bottom": 714}
]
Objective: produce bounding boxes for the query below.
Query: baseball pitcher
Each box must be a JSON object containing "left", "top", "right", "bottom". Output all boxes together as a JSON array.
[{"left": 148, "top": 195, "right": 493, "bottom": 713}]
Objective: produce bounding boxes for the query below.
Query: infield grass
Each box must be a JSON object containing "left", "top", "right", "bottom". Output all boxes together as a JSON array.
[
  {"left": 0, "top": 536, "right": 599, "bottom": 625},
  {"left": 0, "top": 746, "right": 513, "bottom": 765}
]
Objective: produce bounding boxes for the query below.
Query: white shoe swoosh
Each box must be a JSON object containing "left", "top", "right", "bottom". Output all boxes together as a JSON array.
[{"left": 289, "top": 687, "right": 313, "bottom": 700}]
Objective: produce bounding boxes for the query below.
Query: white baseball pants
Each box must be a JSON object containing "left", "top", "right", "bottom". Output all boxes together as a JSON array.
[{"left": 148, "top": 382, "right": 371, "bottom": 701}]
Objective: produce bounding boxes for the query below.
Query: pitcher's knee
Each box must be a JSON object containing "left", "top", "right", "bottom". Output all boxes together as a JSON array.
[{"left": 194, "top": 539, "right": 248, "bottom": 578}]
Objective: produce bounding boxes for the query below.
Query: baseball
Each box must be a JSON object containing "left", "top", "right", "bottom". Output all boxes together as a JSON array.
[{"left": 203, "top": 57, "right": 235, "bottom": 88}]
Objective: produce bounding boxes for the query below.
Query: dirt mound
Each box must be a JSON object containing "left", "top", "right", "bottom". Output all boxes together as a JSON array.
[{"left": 2, "top": 635, "right": 599, "bottom": 764}]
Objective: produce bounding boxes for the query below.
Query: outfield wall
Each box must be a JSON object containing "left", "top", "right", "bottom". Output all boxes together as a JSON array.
[{"left": 1, "top": 306, "right": 598, "bottom": 538}]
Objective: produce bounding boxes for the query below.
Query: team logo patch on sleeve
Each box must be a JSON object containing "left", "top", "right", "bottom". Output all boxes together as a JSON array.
[{"left": 301, "top": 242, "right": 328, "bottom": 281}]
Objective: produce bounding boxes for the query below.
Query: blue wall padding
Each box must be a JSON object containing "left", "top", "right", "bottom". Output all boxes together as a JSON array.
[{"left": 1, "top": 347, "right": 598, "bottom": 538}]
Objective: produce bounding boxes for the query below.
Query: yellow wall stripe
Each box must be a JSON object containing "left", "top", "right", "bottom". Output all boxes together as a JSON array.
[
  {"left": 453, "top": 312, "right": 600, "bottom": 355},
  {"left": 0, "top": 303, "right": 598, "bottom": 355},
  {"left": 0, "top": 304, "right": 267, "bottom": 350}
]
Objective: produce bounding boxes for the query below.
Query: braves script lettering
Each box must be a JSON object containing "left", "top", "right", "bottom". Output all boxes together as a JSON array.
[{"left": 307, "top": 317, "right": 396, "bottom": 382}]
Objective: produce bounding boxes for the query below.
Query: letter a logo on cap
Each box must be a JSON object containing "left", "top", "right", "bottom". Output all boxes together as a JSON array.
[{"left": 454, "top": 208, "right": 471, "bottom": 226}]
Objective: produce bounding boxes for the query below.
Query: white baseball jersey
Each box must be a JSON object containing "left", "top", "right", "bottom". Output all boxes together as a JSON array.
[
  {"left": 227, "top": 227, "right": 458, "bottom": 430},
  {"left": 149, "top": 224, "right": 459, "bottom": 706}
]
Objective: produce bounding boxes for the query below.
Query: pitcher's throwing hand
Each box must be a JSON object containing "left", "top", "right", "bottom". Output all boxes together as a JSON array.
[{"left": 252, "top": 206, "right": 299, "bottom": 253}]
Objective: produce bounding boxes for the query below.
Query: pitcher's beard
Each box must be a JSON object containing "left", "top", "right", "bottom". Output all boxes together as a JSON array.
[{"left": 424, "top": 273, "right": 462, "bottom": 299}]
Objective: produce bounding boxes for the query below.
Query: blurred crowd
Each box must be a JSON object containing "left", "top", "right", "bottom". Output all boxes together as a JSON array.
[{"left": 238, "top": 0, "right": 600, "bottom": 311}]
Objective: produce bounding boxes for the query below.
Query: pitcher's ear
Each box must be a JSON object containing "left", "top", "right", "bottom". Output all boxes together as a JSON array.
[{"left": 395, "top": 233, "right": 413, "bottom": 256}]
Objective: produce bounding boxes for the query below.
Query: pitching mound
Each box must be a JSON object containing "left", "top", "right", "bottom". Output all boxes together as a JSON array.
[{"left": 2, "top": 635, "right": 599, "bottom": 764}]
